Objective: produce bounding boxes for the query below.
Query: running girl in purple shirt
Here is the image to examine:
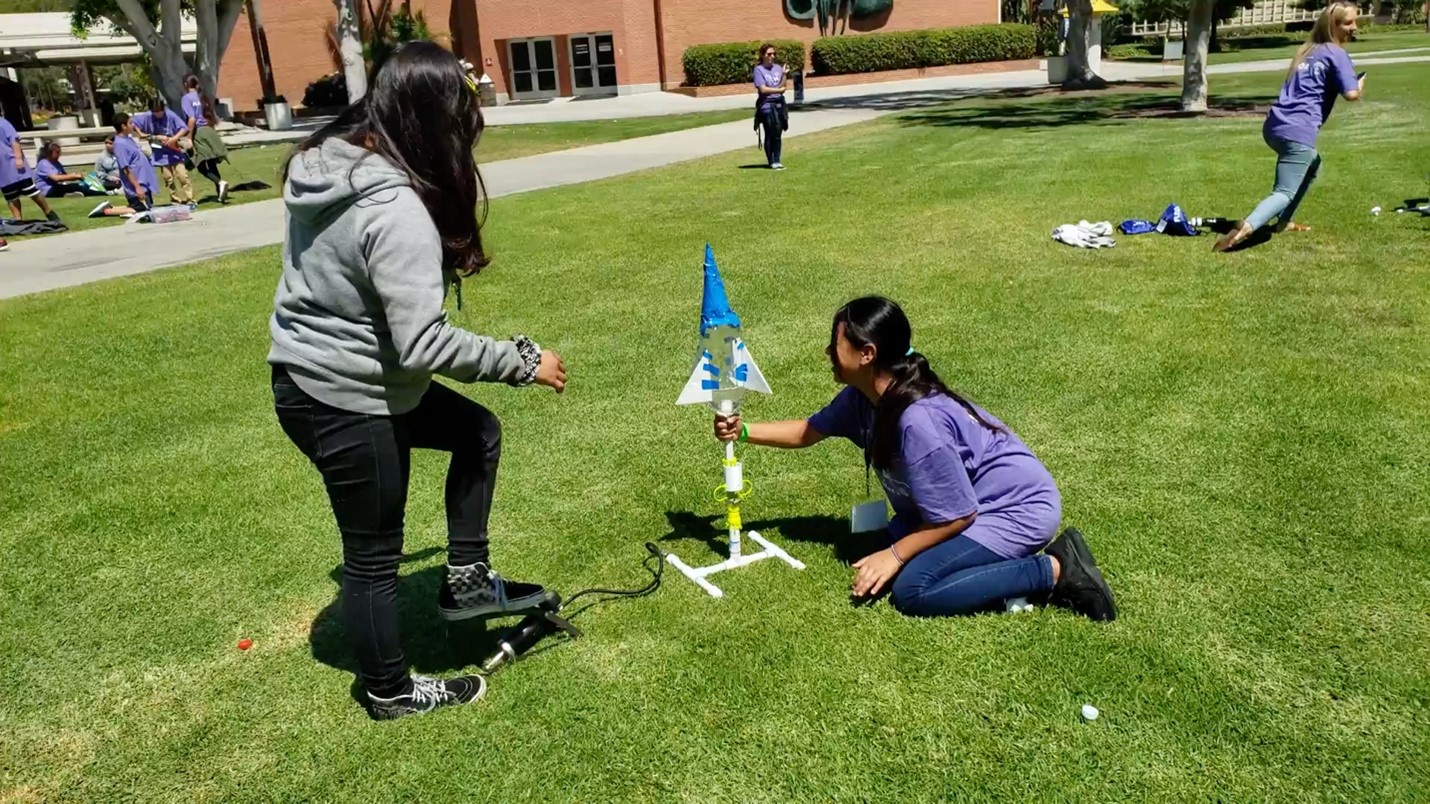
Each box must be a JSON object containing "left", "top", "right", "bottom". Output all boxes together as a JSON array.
[
  {"left": 1215, "top": 2, "right": 1363, "bottom": 252},
  {"left": 714, "top": 297, "right": 1116, "bottom": 620}
]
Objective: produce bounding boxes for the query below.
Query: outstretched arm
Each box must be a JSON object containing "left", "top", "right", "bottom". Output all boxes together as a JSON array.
[{"left": 714, "top": 414, "right": 825, "bottom": 448}]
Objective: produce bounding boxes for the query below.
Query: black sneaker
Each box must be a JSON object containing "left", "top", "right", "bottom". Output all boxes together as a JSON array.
[
  {"left": 438, "top": 562, "right": 552, "bottom": 622},
  {"left": 367, "top": 674, "right": 486, "bottom": 721},
  {"left": 1045, "top": 527, "right": 1117, "bottom": 621}
]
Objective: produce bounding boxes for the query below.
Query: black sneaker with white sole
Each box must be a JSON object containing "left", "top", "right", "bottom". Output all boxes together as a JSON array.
[
  {"left": 89, "top": 201, "right": 112, "bottom": 218},
  {"left": 438, "top": 562, "right": 552, "bottom": 622},
  {"left": 367, "top": 674, "right": 486, "bottom": 721},
  {"left": 1046, "top": 527, "right": 1117, "bottom": 621}
]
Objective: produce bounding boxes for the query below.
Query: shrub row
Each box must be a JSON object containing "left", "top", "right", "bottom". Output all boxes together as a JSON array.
[
  {"left": 809, "top": 24, "right": 1036, "bottom": 75},
  {"left": 682, "top": 39, "right": 805, "bottom": 87}
]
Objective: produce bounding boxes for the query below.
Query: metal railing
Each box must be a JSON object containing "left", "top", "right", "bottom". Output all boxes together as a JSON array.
[{"left": 1130, "top": 0, "right": 1319, "bottom": 36}]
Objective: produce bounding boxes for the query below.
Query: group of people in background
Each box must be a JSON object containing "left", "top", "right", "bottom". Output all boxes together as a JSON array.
[{"left": 0, "top": 74, "right": 231, "bottom": 251}]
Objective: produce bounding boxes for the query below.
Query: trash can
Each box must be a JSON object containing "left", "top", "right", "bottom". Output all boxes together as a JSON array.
[
  {"left": 263, "top": 98, "right": 293, "bottom": 132},
  {"left": 46, "top": 115, "right": 81, "bottom": 147},
  {"left": 793, "top": 70, "right": 805, "bottom": 105},
  {"left": 478, "top": 74, "right": 497, "bottom": 107}
]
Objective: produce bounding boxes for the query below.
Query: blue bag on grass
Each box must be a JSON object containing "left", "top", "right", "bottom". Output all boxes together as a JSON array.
[{"left": 1156, "top": 203, "right": 1199, "bottom": 236}]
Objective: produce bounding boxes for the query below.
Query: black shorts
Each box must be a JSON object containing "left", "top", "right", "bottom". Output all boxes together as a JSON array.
[
  {"left": 124, "top": 193, "right": 152, "bottom": 212},
  {"left": 2, "top": 177, "right": 40, "bottom": 202}
]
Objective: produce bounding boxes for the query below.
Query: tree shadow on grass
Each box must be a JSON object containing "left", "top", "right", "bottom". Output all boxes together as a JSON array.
[
  {"left": 309, "top": 546, "right": 509, "bottom": 705},
  {"left": 894, "top": 91, "right": 1270, "bottom": 131},
  {"left": 795, "top": 80, "right": 1180, "bottom": 114}
]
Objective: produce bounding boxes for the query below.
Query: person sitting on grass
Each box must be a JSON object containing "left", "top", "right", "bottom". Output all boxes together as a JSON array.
[
  {"left": 714, "top": 296, "right": 1116, "bottom": 620},
  {"left": 0, "top": 116, "right": 64, "bottom": 226},
  {"left": 268, "top": 41, "right": 568, "bottom": 721},
  {"left": 92, "top": 136, "right": 123, "bottom": 191},
  {"left": 1214, "top": 1, "right": 1364, "bottom": 252},
  {"left": 34, "top": 141, "right": 110, "bottom": 198},
  {"left": 131, "top": 98, "right": 195, "bottom": 208},
  {"left": 110, "top": 113, "right": 158, "bottom": 214}
]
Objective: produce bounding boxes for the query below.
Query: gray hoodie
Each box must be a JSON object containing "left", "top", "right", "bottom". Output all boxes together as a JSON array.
[{"left": 268, "top": 138, "right": 531, "bottom": 415}]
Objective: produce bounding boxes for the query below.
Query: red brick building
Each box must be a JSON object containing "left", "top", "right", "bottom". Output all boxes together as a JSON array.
[{"left": 219, "top": 0, "right": 999, "bottom": 109}]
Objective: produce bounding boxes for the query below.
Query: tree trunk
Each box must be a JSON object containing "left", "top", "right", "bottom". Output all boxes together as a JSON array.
[
  {"left": 246, "top": 0, "right": 280, "bottom": 103},
  {"left": 1062, "top": 0, "right": 1106, "bottom": 89},
  {"left": 335, "top": 0, "right": 368, "bottom": 103},
  {"left": 104, "top": 0, "right": 189, "bottom": 108},
  {"left": 1180, "top": 0, "right": 1214, "bottom": 113}
]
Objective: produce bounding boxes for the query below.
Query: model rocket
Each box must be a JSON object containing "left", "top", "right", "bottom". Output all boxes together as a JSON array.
[{"left": 668, "top": 245, "right": 802, "bottom": 598}]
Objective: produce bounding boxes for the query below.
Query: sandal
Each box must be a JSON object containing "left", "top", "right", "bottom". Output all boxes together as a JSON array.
[{"left": 1213, "top": 220, "right": 1253, "bottom": 253}]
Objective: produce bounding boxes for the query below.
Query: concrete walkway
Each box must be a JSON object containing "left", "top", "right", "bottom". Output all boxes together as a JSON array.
[
  {"left": 4, "top": 50, "right": 1426, "bottom": 300},
  {"left": 0, "top": 108, "right": 881, "bottom": 299}
]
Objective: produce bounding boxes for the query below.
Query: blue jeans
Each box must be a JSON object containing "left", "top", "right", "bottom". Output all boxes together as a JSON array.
[
  {"left": 889, "top": 535, "right": 1055, "bottom": 617},
  {"left": 1246, "top": 133, "right": 1321, "bottom": 231},
  {"left": 759, "top": 105, "right": 783, "bottom": 166}
]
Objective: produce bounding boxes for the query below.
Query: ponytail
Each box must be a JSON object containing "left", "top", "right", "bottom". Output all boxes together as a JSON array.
[
  {"left": 870, "top": 351, "right": 1001, "bottom": 469},
  {"left": 832, "top": 296, "right": 1002, "bottom": 471}
]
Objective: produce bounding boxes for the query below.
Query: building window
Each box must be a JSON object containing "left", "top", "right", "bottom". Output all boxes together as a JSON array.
[
  {"left": 508, "top": 38, "right": 558, "bottom": 98},
  {"left": 569, "top": 33, "right": 617, "bottom": 95}
]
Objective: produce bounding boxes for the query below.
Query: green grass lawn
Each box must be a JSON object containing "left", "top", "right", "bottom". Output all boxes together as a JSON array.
[
  {"left": 1111, "top": 27, "right": 1427, "bottom": 64},
  {"left": 1210, "top": 27, "right": 1429, "bottom": 64},
  {"left": 2, "top": 64, "right": 1427, "bottom": 801},
  {"left": 33, "top": 108, "right": 750, "bottom": 235}
]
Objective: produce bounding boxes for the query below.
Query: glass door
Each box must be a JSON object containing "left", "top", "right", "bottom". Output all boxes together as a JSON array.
[
  {"left": 569, "top": 33, "right": 617, "bottom": 96},
  {"left": 507, "top": 38, "right": 558, "bottom": 100}
]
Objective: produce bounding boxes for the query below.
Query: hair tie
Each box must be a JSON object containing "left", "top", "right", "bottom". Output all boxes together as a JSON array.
[{"left": 905, "top": 347, "right": 915, "bottom": 356}]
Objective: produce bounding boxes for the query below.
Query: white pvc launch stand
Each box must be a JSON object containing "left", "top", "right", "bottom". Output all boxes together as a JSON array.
[{"left": 666, "top": 403, "right": 805, "bottom": 598}]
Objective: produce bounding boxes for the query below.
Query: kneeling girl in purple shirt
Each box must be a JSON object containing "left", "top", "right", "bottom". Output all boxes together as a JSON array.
[{"left": 714, "top": 297, "right": 1116, "bottom": 620}]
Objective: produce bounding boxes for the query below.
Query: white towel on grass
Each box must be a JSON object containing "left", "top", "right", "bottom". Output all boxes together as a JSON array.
[{"left": 1052, "top": 220, "right": 1116, "bottom": 249}]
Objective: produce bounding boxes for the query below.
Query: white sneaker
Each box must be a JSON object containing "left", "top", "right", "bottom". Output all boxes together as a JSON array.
[
  {"left": 771, "top": 162, "right": 785, "bottom": 170},
  {"left": 217, "top": 181, "right": 230, "bottom": 203},
  {"left": 89, "top": 201, "right": 113, "bottom": 218}
]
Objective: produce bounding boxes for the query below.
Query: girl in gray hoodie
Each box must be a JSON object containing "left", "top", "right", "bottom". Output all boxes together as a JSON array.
[{"left": 268, "top": 42, "right": 567, "bottom": 720}]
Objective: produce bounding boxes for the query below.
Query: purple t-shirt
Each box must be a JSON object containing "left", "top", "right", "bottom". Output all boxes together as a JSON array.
[
  {"left": 35, "top": 158, "right": 64, "bottom": 195},
  {"left": 809, "top": 387, "right": 1059, "bottom": 557},
  {"left": 131, "top": 109, "right": 189, "bottom": 166},
  {"left": 0, "top": 118, "right": 32, "bottom": 186},
  {"left": 182, "top": 90, "right": 208, "bottom": 128},
  {"left": 1264, "top": 44, "right": 1358, "bottom": 147},
  {"left": 754, "top": 64, "right": 785, "bottom": 108},
  {"left": 113, "top": 134, "right": 158, "bottom": 197}
]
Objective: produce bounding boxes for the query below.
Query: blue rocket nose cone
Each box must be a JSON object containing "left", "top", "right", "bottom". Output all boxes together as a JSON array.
[{"left": 700, "top": 244, "right": 742, "bottom": 337}]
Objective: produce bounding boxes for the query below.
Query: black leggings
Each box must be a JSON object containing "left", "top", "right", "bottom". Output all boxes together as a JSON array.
[
  {"left": 196, "top": 159, "right": 223, "bottom": 186},
  {"left": 271, "top": 366, "right": 502, "bottom": 696}
]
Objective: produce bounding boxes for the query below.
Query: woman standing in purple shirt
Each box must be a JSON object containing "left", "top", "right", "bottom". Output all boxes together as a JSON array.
[
  {"left": 1215, "top": 2, "right": 1363, "bottom": 252},
  {"left": 714, "top": 297, "right": 1116, "bottom": 620},
  {"left": 753, "top": 43, "right": 788, "bottom": 170}
]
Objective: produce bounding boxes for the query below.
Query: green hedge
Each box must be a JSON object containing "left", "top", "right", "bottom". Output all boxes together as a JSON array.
[
  {"left": 810, "top": 24, "right": 1035, "bottom": 75},
  {"left": 682, "top": 39, "right": 806, "bottom": 87}
]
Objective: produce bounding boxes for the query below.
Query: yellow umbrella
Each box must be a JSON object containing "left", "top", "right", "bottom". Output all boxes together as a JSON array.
[{"left": 1059, "top": 0, "right": 1119, "bottom": 15}]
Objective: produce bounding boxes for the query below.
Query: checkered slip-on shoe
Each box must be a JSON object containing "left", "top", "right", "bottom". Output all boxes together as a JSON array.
[{"left": 438, "top": 562, "right": 552, "bottom": 622}]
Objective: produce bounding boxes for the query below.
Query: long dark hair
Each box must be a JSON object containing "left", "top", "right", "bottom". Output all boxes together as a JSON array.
[
  {"left": 184, "top": 75, "right": 218, "bottom": 125},
  {"left": 832, "top": 296, "right": 1003, "bottom": 469},
  {"left": 285, "top": 40, "right": 489, "bottom": 276}
]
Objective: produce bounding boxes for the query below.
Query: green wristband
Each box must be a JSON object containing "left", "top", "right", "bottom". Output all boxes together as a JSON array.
[{"left": 738, "top": 423, "right": 749, "bottom": 443}]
